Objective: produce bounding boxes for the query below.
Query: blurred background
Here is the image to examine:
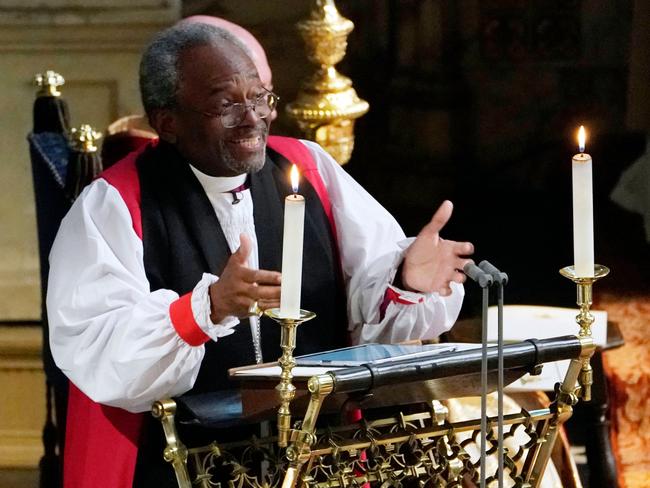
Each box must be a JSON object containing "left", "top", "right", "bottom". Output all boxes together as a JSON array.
[
  {"left": 209, "top": 0, "right": 650, "bottom": 311},
  {"left": 0, "top": 0, "right": 648, "bottom": 487}
]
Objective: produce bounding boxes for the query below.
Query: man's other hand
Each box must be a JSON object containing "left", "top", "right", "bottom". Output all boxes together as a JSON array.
[
  {"left": 401, "top": 200, "right": 474, "bottom": 296},
  {"left": 209, "top": 234, "right": 282, "bottom": 323}
]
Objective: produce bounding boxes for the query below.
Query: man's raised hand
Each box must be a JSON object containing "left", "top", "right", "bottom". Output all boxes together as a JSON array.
[
  {"left": 208, "top": 234, "right": 282, "bottom": 323},
  {"left": 401, "top": 200, "right": 474, "bottom": 296}
]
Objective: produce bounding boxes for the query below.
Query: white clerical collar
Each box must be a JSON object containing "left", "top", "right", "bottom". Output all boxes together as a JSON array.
[{"left": 189, "top": 164, "right": 247, "bottom": 195}]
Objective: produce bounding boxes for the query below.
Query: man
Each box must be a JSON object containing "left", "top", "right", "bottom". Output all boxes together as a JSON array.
[
  {"left": 100, "top": 16, "right": 273, "bottom": 169},
  {"left": 47, "top": 23, "right": 473, "bottom": 487}
]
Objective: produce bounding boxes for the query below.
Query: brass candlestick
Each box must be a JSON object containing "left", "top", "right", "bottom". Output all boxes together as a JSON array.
[
  {"left": 265, "top": 308, "right": 316, "bottom": 447},
  {"left": 560, "top": 264, "right": 610, "bottom": 401}
]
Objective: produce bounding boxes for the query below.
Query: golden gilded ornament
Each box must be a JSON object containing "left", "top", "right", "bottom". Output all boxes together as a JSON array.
[
  {"left": 264, "top": 308, "right": 317, "bottom": 448},
  {"left": 70, "top": 124, "right": 102, "bottom": 153},
  {"left": 34, "top": 70, "right": 65, "bottom": 98},
  {"left": 153, "top": 398, "right": 580, "bottom": 488},
  {"left": 286, "top": 0, "right": 369, "bottom": 165},
  {"left": 151, "top": 399, "right": 192, "bottom": 487}
]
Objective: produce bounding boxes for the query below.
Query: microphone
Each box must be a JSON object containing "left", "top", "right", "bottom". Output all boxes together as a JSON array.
[
  {"left": 463, "top": 262, "right": 493, "bottom": 288},
  {"left": 463, "top": 259, "right": 493, "bottom": 487},
  {"left": 479, "top": 260, "right": 508, "bottom": 286},
  {"left": 478, "top": 260, "right": 507, "bottom": 487}
]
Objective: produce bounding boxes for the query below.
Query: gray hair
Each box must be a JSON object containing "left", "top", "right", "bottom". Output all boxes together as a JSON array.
[{"left": 139, "top": 23, "right": 249, "bottom": 115}]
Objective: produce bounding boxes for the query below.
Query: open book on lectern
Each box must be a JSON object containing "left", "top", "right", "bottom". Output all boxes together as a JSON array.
[
  {"left": 230, "top": 342, "right": 481, "bottom": 380},
  {"left": 230, "top": 325, "right": 598, "bottom": 393},
  {"left": 183, "top": 336, "right": 586, "bottom": 429}
]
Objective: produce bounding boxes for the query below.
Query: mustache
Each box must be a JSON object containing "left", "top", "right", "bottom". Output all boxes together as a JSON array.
[{"left": 227, "top": 123, "right": 268, "bottom": 139}]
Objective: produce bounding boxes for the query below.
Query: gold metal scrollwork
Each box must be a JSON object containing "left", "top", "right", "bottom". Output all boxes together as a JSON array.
[{"left": 157, "top": 404, "right": 570, "bottom": 488}]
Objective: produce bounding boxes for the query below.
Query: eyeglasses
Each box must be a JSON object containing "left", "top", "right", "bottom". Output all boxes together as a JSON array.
[{"left": 180, "top": 89, "right": 279, "bottom": 128}]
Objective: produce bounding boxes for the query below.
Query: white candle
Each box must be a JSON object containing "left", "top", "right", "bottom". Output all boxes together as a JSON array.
[
  {"left": 280, "top": 165, "right": 305, "bottom": 318},
  {"left": 572, "top": 126, "right": 595, "bottom": 277}
]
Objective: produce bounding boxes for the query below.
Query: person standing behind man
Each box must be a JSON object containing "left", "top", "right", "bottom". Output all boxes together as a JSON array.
[{"left": 47, "top": 22, "right": 474, "bottom": 487}]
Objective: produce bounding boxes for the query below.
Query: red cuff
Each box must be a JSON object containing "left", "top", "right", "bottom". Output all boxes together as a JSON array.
[
  {"left": 169, "top": 292, "right": 210, "bottom": 346},
  {"left": 379, "top": 287, "right": 424, "bottom": 321}
]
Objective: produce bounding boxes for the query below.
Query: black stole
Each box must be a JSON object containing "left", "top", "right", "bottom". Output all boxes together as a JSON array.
[
  {"left": 137, "top": 140, "right": 348, "bottom": 392},
  {"left": 133, "top": 141, "right": 348, "bottom": 486}
]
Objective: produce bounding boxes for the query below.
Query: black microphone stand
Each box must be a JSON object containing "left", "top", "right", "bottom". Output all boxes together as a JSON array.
[
  {"left": 480, "top": 260, "right": 508, "bottom": 488},
  {"left": 463, "top": 263, "right": 493, "bottom": 488}
]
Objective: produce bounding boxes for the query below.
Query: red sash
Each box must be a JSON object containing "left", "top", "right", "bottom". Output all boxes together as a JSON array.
[{"left": 63, "top": 137, "right": 333, "bottom": 488}]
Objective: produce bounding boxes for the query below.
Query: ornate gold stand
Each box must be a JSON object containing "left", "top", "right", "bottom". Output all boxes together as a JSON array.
[
  {"left": 286, "top": 0, "right": 369, "bottom": 164},
  {"left": 283, "top": 373, "right": 333, "bottom": 488},
  {"left": 151, "top": 265, "right": 610, "bottom": 488},
  {"left": 265, "top": 308, "right": 316, "bottom": 447},
  {"left": 153, "top": 338, "right": 596, "bottom": 488},
  {"left": 151, "top": 399, "right": 191, "bottom": 488},
  {"left": 560, "top": 264, "right": 610, "bottom": 402},
  {"left": 524, "top": 264, "right": 609, "bottom": 484}
]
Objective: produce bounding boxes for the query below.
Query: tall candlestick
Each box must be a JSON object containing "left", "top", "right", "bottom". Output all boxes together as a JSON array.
[
  {"left": 280, "top": 165, "right": 305, "bottom": 318},
  {"left": 572, "top": 126, "right": 595, "bottom": 277}
]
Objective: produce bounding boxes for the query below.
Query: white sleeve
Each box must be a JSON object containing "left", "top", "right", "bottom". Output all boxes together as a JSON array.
[
  {"left": 301, "top": 140, "right": 464, "bottom": 344},
  {"left": 47, "top": 179, "right": 221, "bottom": 413}
]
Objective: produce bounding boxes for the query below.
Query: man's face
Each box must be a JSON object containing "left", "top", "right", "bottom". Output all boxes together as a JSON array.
[{"left": 169, "top": 43, "right": 270, "bottom": 177}]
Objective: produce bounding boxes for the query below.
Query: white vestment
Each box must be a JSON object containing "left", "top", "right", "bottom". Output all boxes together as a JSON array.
[{"left": 47, "top": 140, "right": 464, "bottom": 413}]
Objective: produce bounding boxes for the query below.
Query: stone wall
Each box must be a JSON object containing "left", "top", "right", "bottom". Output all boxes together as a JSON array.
[{"left": 0, "top": 1, "right": 180, "bottom": 320}]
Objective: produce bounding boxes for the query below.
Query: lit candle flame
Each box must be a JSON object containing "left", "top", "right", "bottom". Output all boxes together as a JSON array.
[
  {"left": 290, "top": 164, "right": 300, "bottom": 193},
  {"left": 578, "top": 125, "right": 587, "bottom": 153}
]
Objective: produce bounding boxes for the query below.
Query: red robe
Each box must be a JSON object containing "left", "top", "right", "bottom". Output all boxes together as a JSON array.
[{"left": 63, "top": 136, "right": 337, "bottom": 488}]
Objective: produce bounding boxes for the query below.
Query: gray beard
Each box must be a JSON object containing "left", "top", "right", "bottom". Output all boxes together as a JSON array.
[{"left": 218, "top": 141, "right": 267, "bottom": 175}]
